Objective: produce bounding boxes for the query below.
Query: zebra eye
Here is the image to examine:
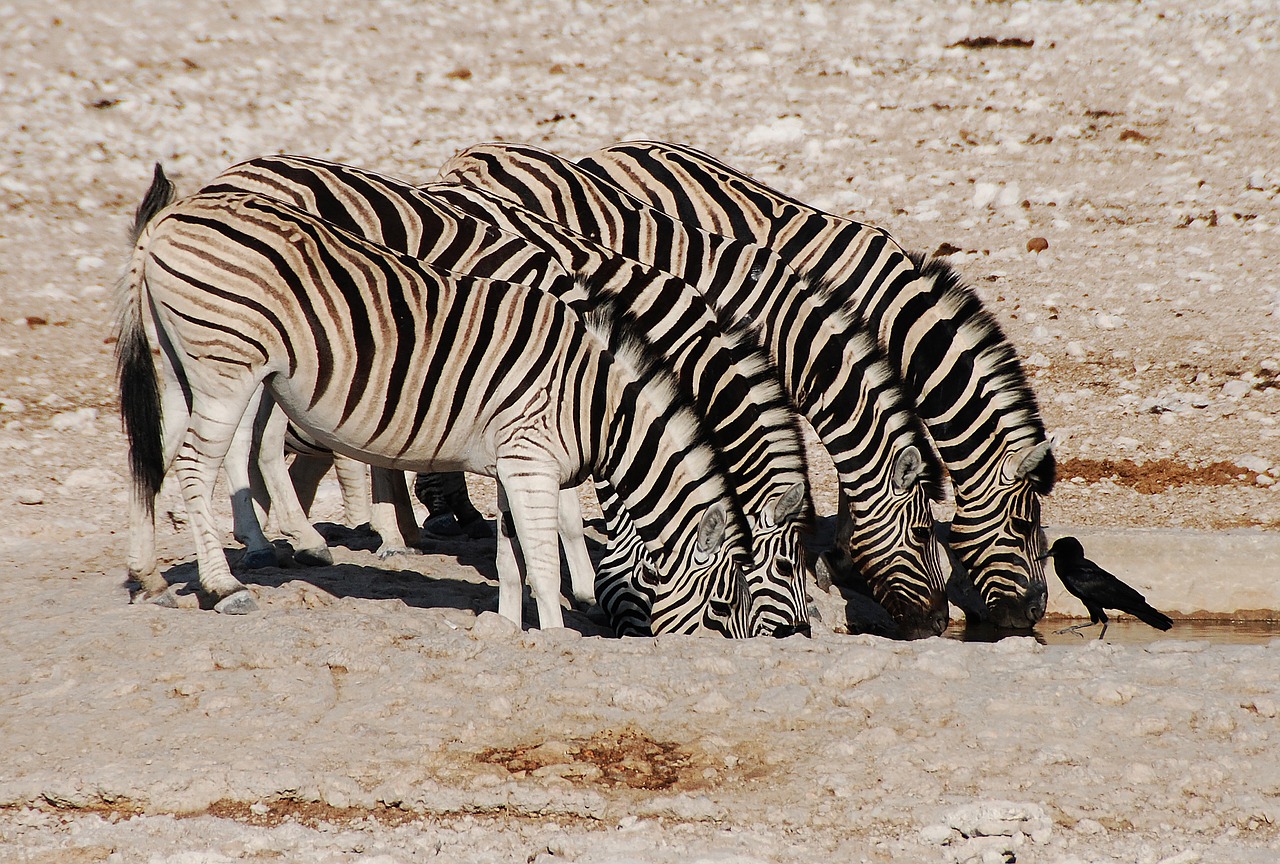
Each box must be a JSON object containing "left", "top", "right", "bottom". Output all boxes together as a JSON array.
[
  {"left": 774, "top": 556, "right": 794, "bottom": 578},
  {"left": 1010, "top": 517, "right": 1033, "bottom": 536},
  {"left": 911, "top": 526, "right": 933, "bottom": 544}
]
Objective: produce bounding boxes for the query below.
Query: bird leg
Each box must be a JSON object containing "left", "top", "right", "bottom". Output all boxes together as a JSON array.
[{"left": 1054, "top": 621, "right": 1100, "bottom": 638}]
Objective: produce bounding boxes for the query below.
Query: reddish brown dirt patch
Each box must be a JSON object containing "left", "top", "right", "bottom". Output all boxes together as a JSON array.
[
  {"left": 1058, "top": 458, "right": 1252, "bottom": 494},
  {"left": 202, "top": 799, "right": 422, "bottom": 828},
  {"left": 478, "top": 728, "right": 692, "bottom": 791}
]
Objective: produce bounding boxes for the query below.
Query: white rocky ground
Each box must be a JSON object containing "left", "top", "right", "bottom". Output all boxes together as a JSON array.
[{"left": 1, "top": 0, "right": 1278, "bottom": 861}]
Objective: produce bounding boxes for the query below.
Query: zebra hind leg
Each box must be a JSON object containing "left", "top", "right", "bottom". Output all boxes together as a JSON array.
[
  {"left": 174, "top": 389, "right": 266, "bottom": 614},
  {"left": 125, "top": 356, "right": 192, "bottom": 607}
]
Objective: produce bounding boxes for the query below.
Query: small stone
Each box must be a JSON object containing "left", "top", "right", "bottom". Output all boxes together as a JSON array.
[
  {"left": 1026, "top": 237, "right": 1049, "bottom": 254},
  {"left": 51, "top": 407, "right": 98, "bottom": 432},
  {"left": 1221, "top": 379, "right": 1252, "bottom": 399},
  {"left": 470, "top": 611, "right": 520, "bottom": 640},
  {"left": 15, "top": 488, "right": 44, "bottom": 505},
  {"left": 1234, "top": 454, "right": 1271, "bottom": 473},
  {"left": 1066, "top": 341, "right": 1087, "bottom": 360},
  {"left": 919, "top": 823, "right": 956, "bottom": 844}
]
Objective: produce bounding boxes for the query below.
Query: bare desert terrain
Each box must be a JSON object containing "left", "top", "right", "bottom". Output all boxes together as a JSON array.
[{"left": 1, "top": 0, "right": 1277, "bottom": 861}]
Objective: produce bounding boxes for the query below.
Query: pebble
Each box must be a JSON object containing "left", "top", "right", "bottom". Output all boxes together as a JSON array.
[
  {"left": 469, "top": 611, "right": 520, "bottom": 640},
  {"left": 1221, "top": 380, "right": 1252, "bottom": 399},
  {"left": 15, "top": 488, "right": 43, "bottom": 505},
  {"left": 50, "top": 407, "right": 98, "bottom": 432},
  {"left": 1234, "top": 454, "right": 1272, "bottom": 474}
]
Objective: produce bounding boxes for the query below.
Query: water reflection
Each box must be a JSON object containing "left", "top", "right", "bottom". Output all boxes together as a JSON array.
[{"left": 944, "top": 619, "right": 1280, "bottom": 646}]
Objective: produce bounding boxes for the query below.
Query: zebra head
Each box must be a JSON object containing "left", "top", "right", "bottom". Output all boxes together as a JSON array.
[
  {"left": 833, "top": 443, "right": 950, "bottom": 638},
  {"left": 746, "top": 481, "right": 815, "bottom": 638},
  {"left": 639, "top": 500, "right": 755, "bottom": 638},
  {"left": 948, "top": 438, "right": 1056, "bottom": 629}
]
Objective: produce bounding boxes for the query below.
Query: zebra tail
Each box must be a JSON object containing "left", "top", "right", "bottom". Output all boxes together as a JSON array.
[{"left": 115, "top": 163, "right": 176, "bottom": 516}]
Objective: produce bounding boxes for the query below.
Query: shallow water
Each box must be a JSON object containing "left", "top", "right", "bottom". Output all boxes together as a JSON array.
[{"left": 944, "top": 619, "right": 1280, "bottom": 646}]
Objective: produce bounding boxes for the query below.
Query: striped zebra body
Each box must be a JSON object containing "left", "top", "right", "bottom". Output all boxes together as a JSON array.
[
  {"left": 426, "top": 181, "right": 813, "bottom": 636},
  {"left": 118, "top": 175, "right": 756, "bottom": 633},
  {"left": 205, "top": 156, "right": 813, "bottom": 637},
  {"left": 580, "top": 141, "right": 1057, "bottom": 628},
  {"left": 197, "top": 156, "right": 600, "bottom": 601},
  {"left": 439, "top": 144, "right": 949, "bottom": 637}
]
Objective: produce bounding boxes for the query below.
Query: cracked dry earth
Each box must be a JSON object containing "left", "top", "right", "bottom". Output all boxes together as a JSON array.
[{"left": 1, "top": 0, "right": 1278, "bottom": 861}]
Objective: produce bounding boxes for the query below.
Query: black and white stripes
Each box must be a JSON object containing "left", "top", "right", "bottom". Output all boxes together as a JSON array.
[
  {"left": 118, "top": 171, "right": 757, "bottom": 634},
  {"left": 439, "top": 143, "right": 950, "bottom": 637},
  {"left": 579, "top": 140, "right": 1056, "bottom": 628},
  {"left": 117, "top": 137, "right": 1057, "bottom": 638}
]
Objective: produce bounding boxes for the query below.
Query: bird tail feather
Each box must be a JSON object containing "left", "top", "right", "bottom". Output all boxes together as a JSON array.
[{"left": 1132, "top": 602, "right": 1173, "bottom": 631}]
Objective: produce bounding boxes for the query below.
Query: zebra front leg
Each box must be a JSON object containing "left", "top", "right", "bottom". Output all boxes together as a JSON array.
[
  {"left": 370, "top": 468, "right": 422, "bottom": 557},
  {"left": 494, "top": 480, "right": 525, "bottom": 624},
  {"left": 558, "top": 486, "right": 597, "bottom": 607},
  {"left": 498, "top": 460, "right": 564, "bottom": 630},
  {"left": 254, "top": 397, "right": 332, "bottom": 566},
  {"left": 224, "top": 384, "right": 278, "bottom": 570}
]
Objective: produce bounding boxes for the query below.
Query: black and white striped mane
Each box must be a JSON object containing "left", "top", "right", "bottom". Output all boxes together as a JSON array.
[
  {"left": 807, "top": 273, "right": 948, "bottom": 504},
  {"left": 905, "top": 251, "right": 1055, "bottom": 495}
]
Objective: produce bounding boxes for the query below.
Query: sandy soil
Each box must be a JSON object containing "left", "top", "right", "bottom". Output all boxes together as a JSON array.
[{"left": 1, "top": 0, "right": 1278, "bottom": 860}]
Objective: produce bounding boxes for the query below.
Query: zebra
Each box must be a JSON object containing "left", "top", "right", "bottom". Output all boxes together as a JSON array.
[
  {"left": 118, "top": 170, "right": 760, "bottom": 633},
  {"left": 438, "top": 143, "right": 951, "bottom": 637},
  {"left": 578, "top": 140, "right": 1057, "bottom": 629},
  {"left": 201, "top": 155, "right": 814, "bottom": 636},
  {"left": 120, "top": 159, "right": 602, "bottom": 609}
]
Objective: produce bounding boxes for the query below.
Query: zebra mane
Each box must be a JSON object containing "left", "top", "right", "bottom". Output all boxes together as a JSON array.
[
  {"left": 906, "top": 252, "right": 1055, "bottom": 494},
  {"left": 578, "top": 294, "right": 752, "bottom": 544},
  {"left": 697, "top": 291, "right": 814, "bottom": 524},
  {"left": 806, "top": 274, "right": 948, "bottom": 503}
]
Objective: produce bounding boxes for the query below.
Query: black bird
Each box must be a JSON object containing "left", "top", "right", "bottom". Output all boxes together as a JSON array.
[{"left": 1041, "top": 537, "right": 1173, "bottom": 638}]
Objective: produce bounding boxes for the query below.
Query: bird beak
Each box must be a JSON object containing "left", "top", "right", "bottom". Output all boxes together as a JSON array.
[{"left": 1037, "top": 552, "right": 1052, "bottom": 561}]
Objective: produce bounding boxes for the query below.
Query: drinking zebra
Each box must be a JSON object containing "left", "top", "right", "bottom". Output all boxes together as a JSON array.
[
  {"left": 578, "top": 141, "right": 1056, "bottom": 628},
  {"left": 438, "top": 144, "right": 950, "bottom": 637},
  {"left": 117, "top": 168, "right": 757, "bottom": 634},
  {"left": 201, "top": 155, "right": 814, "bottom": 636}
]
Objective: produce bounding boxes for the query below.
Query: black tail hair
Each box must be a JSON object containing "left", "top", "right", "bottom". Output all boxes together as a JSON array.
[{"left": 117, "top": 163, "right": 176, "bottom": 515}]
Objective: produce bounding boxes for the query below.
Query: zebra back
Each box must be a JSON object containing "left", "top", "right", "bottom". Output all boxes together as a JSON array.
[
  {"left": 440, "top": 143, "right": 950, "bottom": 637},
  {"left": 581, "top": 140, "right": 1057, "bottom": 628},
  {"left": 204, "top": 156, "right": 809, "bottom": 636},
  {"left": 135, "top": 188, "right": 757, "bottom": 634}
]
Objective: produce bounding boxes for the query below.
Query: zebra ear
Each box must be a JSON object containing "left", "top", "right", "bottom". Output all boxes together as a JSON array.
[
  {"left": 1013, "top": 438, "right": 1056, "bottom": 492},
  {"left": 891, "top": 446, "right": 925, "bottom": 493},
  {"left": 695, "top": 503, "right": 728, "bottom": 560},
  {"left": 761, "top": 481, "right": 808, "bottom": 528}
]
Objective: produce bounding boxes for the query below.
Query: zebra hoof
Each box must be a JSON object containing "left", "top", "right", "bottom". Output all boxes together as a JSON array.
[
  {"left": 214, "top": 591, "right": 258, "bottom": 615},
  {"left": 293, "top": 546, "right": 334, "bottom": 567},
  {"left": 240, "top": 548, "right": 278, "bottom": 570},
  {"left": 131, "top": 587, "right": 178, "bottom": 608}
]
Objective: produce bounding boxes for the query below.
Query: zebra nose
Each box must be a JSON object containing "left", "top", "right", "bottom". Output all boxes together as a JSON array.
[{"left": 771, "top": 623, "right": 812, "bottom": 639}]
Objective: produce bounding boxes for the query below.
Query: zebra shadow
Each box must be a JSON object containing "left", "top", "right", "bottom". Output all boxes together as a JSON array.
[{"left": 151, "top": 525, "right": 615, "bottom": 636}]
